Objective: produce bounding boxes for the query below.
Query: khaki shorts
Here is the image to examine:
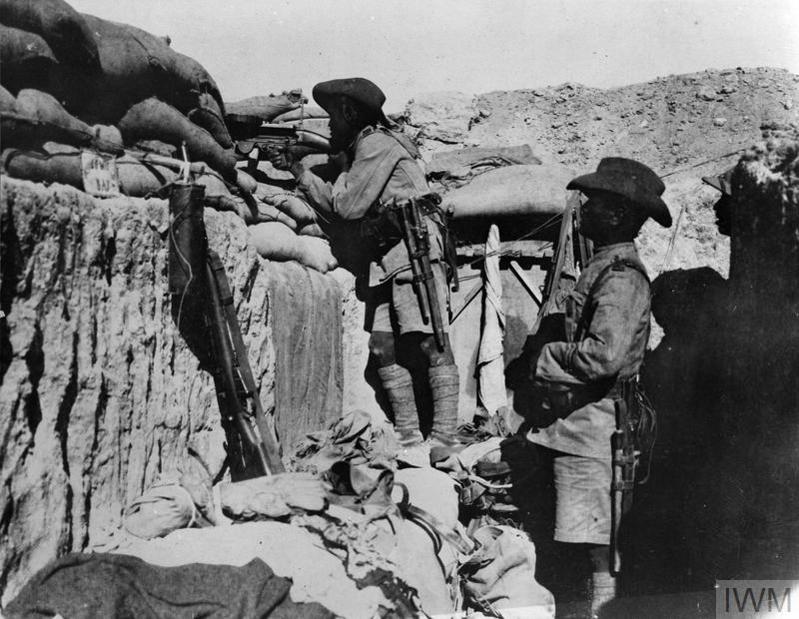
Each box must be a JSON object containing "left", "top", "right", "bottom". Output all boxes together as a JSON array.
[
  {"left": 366, "top": 262, "right": 449, "bottom": 335},
  {"left": 552, "top": 454, "right": 612, "bottom": 545}
]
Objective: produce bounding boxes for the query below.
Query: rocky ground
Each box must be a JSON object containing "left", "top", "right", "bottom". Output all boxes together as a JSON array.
[{"left": 404, "top": 67, "right": 798, "bottom": 294}]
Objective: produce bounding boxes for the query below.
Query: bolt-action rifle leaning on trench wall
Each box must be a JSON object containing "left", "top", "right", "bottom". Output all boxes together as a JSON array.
[{"left": 168, "top": 181, "right": 284, "bottom": 479}]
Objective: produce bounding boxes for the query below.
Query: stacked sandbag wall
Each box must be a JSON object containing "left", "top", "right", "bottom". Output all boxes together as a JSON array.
[
  {"left": 0, "top": 177, "right": 345, "bottom": 604},
  {"left": 0, "top": 1, "right": 239, "bottom": 195}
]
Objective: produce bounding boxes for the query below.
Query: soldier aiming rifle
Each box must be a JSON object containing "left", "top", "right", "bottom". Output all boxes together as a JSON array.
[{"left": 271, "top": 77, "right": 460, "bottom": 466}]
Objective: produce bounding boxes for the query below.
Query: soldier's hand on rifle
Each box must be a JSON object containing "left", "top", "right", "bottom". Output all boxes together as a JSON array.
[{"left": 267, "top": 148, "right": 302, "bottom": 176}]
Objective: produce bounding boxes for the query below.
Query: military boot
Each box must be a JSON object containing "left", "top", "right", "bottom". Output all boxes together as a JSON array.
[{"left": 428, "top": 363, "right": 461, "bottom": 462}]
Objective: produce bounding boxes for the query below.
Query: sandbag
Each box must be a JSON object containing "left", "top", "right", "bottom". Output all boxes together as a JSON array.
[
  {"left": 1, "top": 143, "right": 167, "bottom": 196},
  {"left": 2, "top": 141, "right": 83, "bottom": 188},
  {"left": 428, "top": 144, "right": 541, "bottom": 175},
  {"left": 0, "top": 24, "right": 57, "bottom": 93},
  {"left": 167, "top": 50, "right": 225, "bottom": 115},
  {"left": 195, "top": 170, "right": 232, "bottom": 200},
  {"left": 272, "top": 105, "right": 328, "bottom": 123},
  {"left": 72, "top": 14, "right": 175, "bottom": 121},
  {"left": 91, "top": 124, "right": 124, "bottom": 152},
  {"left": 66, "top": 15, "right": 225, "bottom": 128},
  {"left": 135, "top": 139, "right": 178, "bottom": 157},
  {"left": 118, "top": 97, "right": 237, "bottom": 180},
  {"left": 442, "top": 164, "right": 573, "bottom": 219},
  {"left": 226, "top": 90, "right": 304, "bottom": 121},
  {"left": 235, "top": 169, "right": 258, "bottom": 194},
  {"left": 0, "top": 84, "right": 17, "bottom": 146},
  {"left": 297, "top": 223, "right": 326, "bottom": 238},
  {"left": 252, "top": 202, "right": 299, "bottom": 229},
  {"left": 248, "top": 221, "right": 338, "bottom": 273},
  {"left": 461, "top": 525, "right": 555, "bottom": 617},
  {"left": 12, "top": 88, "right": 93, "bottom": 147},
  {"left": 118, "top": 153, "right": 233, "bottom": 200},
  {"left": 0, "top": 0, "right": 100, "bottom": 71},
  {"left": 187, "top": 92, "right": 232, "bottom": 148},
  {"left": 296, "top": 236, "right": 338, "bottom": 273},
  {"left": 217, "top": 473, "right": 328, "bottom": 521},
  {"left": 116, "top": 155, "right": 176, "bottom": 196},
  {"left": 0, "top": 85, "right": 17, "bottom": 142},
  {"left": 264, "top": 193, "right": 317, "bottom": 224},
  {"left": 205, "top": 195, "right": 244, "bottom": 217}
]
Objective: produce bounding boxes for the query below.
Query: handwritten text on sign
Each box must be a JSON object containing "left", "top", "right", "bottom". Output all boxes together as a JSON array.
[{"left": 81, "top": 151, "right": 120, "bottom": 197}]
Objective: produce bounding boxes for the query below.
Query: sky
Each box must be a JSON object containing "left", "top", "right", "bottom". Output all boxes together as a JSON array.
[{"left": 70, "top": 0, "right": 799, "bottom": 112}]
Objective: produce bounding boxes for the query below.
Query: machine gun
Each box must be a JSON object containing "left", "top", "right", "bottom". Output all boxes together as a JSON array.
[
  {"left": 394, "top": 194, "right": 449, "bottom": 352},
  {"left": 227, "top": 115, "right": 331, "bottom": 172},
  {"left": 168, "top": 181, "right": 284, "bottom": 479}
]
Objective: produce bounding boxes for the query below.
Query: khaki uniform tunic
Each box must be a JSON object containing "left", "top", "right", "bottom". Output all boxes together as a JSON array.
[
  {"left": 296, "top": 125, "right": 442, "bottom": 286},
  {"left": 528, "top": 242, "right": 651, "bottom": 459}
]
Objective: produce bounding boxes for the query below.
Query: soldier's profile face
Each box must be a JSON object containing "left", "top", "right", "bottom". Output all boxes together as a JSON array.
[
  {"left": 327, "top": 100, "right": 352, "bottom": 151},
  {"left": 579, "top": 190, "right": 619, "bottom": 239},
  {"left": 713, "top": 195, "right": 732, "bottom": 236}
]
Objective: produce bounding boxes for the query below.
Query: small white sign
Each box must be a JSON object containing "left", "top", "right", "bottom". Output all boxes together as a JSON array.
[{"left": 81, "top": 150, "right": 120, "bottom": 197}]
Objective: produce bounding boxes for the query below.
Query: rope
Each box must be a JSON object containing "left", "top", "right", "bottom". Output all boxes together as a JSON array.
[
  {"left": 460, "top": 213, "right": 562, "bottom": 271},
  {"left": 658, "top": 148, "right": 744, "bottom": 179},
  {"left": 167, "top": 189, "right": 194, "bottom": 330}
]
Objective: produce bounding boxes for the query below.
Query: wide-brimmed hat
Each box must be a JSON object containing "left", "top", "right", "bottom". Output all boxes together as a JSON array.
[
  {"left": 312, "top": 77, "right": 390, "bottom": 124},
  {"left": 701, "top": 166, "right": 734, "bottom": 196},
  {"left": 567, "top": 157, "right": 672, "bottom": 227}
]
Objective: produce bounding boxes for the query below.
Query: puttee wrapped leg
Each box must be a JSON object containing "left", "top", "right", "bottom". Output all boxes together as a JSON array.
[
  {"left": 377, "top": 363, "right": 423, "bottom": 446},
  {"left": 429, "top": 364, "right": 460, "bottom": 451}
]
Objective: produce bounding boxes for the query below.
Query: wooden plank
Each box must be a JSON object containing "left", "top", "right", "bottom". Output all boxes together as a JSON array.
[
  {"left": 450, "top": 281, "right": 483, "bottom": 324},
  {"left": 457, "top": 239, "right": 553, "bottom": 259},
  {"left": 508, "top": 260, "right": 542, "bottom": 307}
]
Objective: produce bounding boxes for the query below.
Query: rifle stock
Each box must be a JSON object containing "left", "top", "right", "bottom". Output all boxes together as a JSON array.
[
  {"left": 396, "top": 196, "right": 447, "bottom": 352},
  {"left": 610, "top": 379, "right": 639, "bottom": 574},
  {"left": 410, "top": 199, "right": 446, "bottom": 351}
]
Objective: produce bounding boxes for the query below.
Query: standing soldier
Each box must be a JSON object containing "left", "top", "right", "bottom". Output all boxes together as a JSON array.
[
  {"left": 526, "top": 158, "right": 671, "bottom": 615},
  {"left": 702, "top": 167, "right": 734, "bottom": 236},
  {"left": 274, "top": 77, "right": 458, "bottom": 464}
]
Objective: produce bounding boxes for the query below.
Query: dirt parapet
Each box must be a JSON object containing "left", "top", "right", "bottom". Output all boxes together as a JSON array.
[{"left": 0, "top": 177, "right": 344, "bottom": 603}]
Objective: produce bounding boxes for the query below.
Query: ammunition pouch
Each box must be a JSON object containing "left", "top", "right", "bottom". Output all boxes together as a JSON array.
[
  {"left": 530, "top": 377, "right": 615, "bottom": 427},
  {"left": 359, "top": 193, "right": 459, "bottom": 287},
  {"left": 358, "top": 202, "right": 404, "bottom": 255}
]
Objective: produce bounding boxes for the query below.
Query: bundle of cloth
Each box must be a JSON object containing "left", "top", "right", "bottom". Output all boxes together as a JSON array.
[{"left": 44, "top": 411, "right": 551, "bottom": 618}]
